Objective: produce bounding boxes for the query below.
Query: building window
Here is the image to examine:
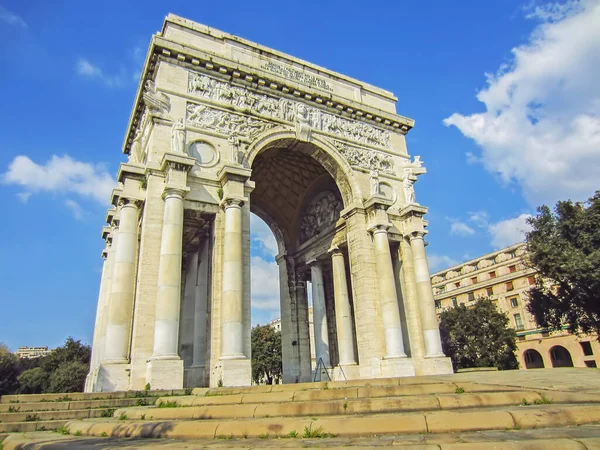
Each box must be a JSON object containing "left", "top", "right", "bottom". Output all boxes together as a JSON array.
[
  {"left": 508, "top": 265, "right": 516, "bottom": 273},
  {"left": 468, "top": 292, "right": 475, "bottom": 302},
  {"left": 585, "top": 360, "right": 597, "bottom": 368},
  {"left": 510, "top": 296, "right": 519, "bottom": 308},
  {"left": 489, "top": 271, "right": 496, "bottom": 279},
  {"left": 506, "top": 281, "right": 514, "bottom": 291},
  {"left": 581, "top": 341, "right": 594, "bottom": 356},
  {"left": 452, "top": 297, "right": 458, "bottom": 307},
  {"left": 435, "top": 300, "right": 442, "bottom": 309},
  {"left": 486, "top": 287, "right": 494, "bottom": 296},
  {"left": 528, "top": 276, "right": 536, "bottom": 285},
  {"left": 514, "top": 313, "right": 524, "bottom": 331},
  {"left": 471, "top": 277, "right": 478, "bottom": 284}
]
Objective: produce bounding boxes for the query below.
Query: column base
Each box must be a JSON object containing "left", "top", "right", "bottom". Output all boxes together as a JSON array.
[
  {"left": 97, "top": 362, "right": 131, "bottom": 392},
  {"left": 185, "top": 364, "right": 206, "bottom": 388},
  {"left": 84, "top": 368, "right": 98, "bottom": 393},
  {"left": 146, "top": 358, "right": 184, "bottom": 390},
  {"left": 218, "top": 358, "right": 251, "bottom": 387},
  {"left": 415, "top": 356, "right": 454, "bottom": 376},
  {"left": 381, "top": 356, "right": 416, "bottom": 378}
]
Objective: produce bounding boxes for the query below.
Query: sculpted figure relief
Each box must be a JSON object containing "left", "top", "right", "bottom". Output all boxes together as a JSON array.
[
  {"left": 403, "top": 168, "right": 417, "bottom": 205},
  {"left": 143, "top": 80, "right": 171, "bottom": 114},
  {"left": 187, "top": 72, "right": 391, "bottom": 148},
  {"left": 171, "top": 119, "right": 186, "bottom": 153},
  {"left": 333, "top": 141, "right": 394, "bottom": 174},
  {"left": 299, "top": 191, "right": 343, "bottom": 243},
  {"left": 129, "top": 129, "right": 143, "bottom": 163}
]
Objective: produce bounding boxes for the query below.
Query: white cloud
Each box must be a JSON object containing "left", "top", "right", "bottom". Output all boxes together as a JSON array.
[
  {"left": 0, "top": 6, "right": 26, "bottom": 27},
  {"left": 251, "top": 256, "right": 280, "bottom": 311},
  {"left": 16, "top": 192, "right": 31, "bottom": 203},
  {"left": 75, "top": 58, "right": 125, "bottom": 88},
  {"left": 488, "top": 213, "right": 533, "bottom": 249},
  {"left": 450, "top": 221, "right": 475, "bottom": 236},
  {"left": 428, "top": 254, "right": 459, "bottom": 272},
  {"left": 250, "top": 213, "right": 278, "bottom": 256},
  {"left": 65, "top": 199, "right": 86, "bottom": 221},
  {"left": 2, "top": 155, "right": 115, "bottom": 205},
  {"left": 444, "top": 0, "right": 600, "bottom": 206}
]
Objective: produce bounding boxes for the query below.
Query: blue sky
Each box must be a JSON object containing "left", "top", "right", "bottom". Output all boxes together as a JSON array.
[{"left": 1, "top": 0, "right": 598, "bottom": 350}]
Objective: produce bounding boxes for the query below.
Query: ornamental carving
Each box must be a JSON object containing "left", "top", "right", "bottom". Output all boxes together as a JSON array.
[
  {"left": 187, "top": 72, "right": 391, "bottom": 148},
  {"left": 299, "top": 191, "right": 343, "bottom": 244},
  {"left": 332, "top": 141, "right": 394, "bottom": 174},
  {"left": 186, "top": 103, "right": 275, "bottom": 141}
]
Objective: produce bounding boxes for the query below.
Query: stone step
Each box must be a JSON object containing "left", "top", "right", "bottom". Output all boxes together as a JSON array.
[
  {"left": 0, "top": 389, "right": 187, "bottom": 404},
  {"left": 116, "top": 390, "right": 599, "bottom": 421},
  {"left": 64, "top": 403, "right": 600, "bottom": 440},
  {"left": 0, "top": 407, "right": 118, "bottom": 424},
  {"left": 0, "top": 396, "right": 156, "bottom": 413},
  {"left": 159, "top": 381, "right": 540, "bottom": 407},
  {"left": 0, "top": 419, "right": 68, "bottom": 434},
  {"left": 4, "top": 424, "right": 600, "bottom": 449}
]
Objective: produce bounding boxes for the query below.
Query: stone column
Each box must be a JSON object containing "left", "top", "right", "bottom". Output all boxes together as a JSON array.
[
  {"left": 221, "top": 198, "right": 245, "bottom": 359},
  {"left": 371, "top": 225, "right": 407, "bottom": 358},
  {"left": 180, "top": 252, "right": 198, "bottom": 369},
  {"left": 103, "top": 199, "right": 139, "bottom": 362},
  {"left": 191, "top": 237, "right": 209, "bottom": 378},
  {"left": 410, "top": 232, "right": 444, "bottom": 357},
  {"left": 308, "top": 259, "right": 330, "bottom": 367},
  {"left": 152, "top": 188, "right": 186, "bottom": 359},
  {"left": 329, "top": 246, "right": 357, "bottom": 365}
]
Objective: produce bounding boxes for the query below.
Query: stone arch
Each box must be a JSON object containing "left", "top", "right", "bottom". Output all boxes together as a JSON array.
[
  {"left": 523, "top": 349, "right": 545, "bottom": 369},
  {"left": 251, "top": 203, "right": 287, "bottom": 257},
  {"left": 550, "top": 345, "right": 574, "bottom": 367},
  {"left": 245, "top": 127, "right": 363, "bottom": 208}
]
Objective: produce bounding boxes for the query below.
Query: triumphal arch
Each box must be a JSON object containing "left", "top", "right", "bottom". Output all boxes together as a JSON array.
[{"left": 85, "top": 15, "right": 452, "bottom": 392}]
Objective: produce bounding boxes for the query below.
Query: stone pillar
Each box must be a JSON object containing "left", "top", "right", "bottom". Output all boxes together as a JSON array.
[
  {"left": 308, "top": 259, "right": 330, "bottom": 367},
  {"left": 190, "top": 237, "right": 209, "bottom": 385},
  {"left": 103, "top": 199, "right": 139, "bottom": 362},
  {"left": 180, "top": 252, "right": 198, "bottom": 370},
  {"left": 329, "top": 246, "right": 357, "bottom": 365},
  {"left": 146, "top": 187, "right": 186, "bottom": 389},
  {"left": 221, "top": 198, "right": 245, "bottom": 359},
  {"left": 371, "top": 225, "right": 407, "bottom": 358},
  {"left": 410, "top": 232, "right": 444, "bottom": 357}
]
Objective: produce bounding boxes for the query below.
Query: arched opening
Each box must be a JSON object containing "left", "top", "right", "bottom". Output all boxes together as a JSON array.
[
  {"left": 249, "top": 138, "right": 355, "bottom": 383},
  {"left": 550, "top": 345, "right": 574, "bottom": 367},
  {"left": 523, "top": 349, "right": 545, "bottom": 369}
]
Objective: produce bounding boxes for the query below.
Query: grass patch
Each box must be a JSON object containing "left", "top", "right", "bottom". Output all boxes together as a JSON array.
[
  {"left": 7, "top": 406, "right": 20, "bottom": 413},
  {"left": 135, "top": 398, "right": 147, "bottom": 406},
  {"left": 258, "top": 433, "right": 269, "bottom": 439},
  {"left": 521, "top": 398, "right": 530, "bottom": 406},
  {"left": 302, "top": 424, "right": 335, "bottom": 438},
  {"left": 25, "top": 414, "right": 39, "bottom": 422},
  {"left": 56, "top": 425, "right": 70, "bottom": 435},
  {"left": 74, "top": 430, "right": 82, "bottom": 436},
  {"left": 216, "top": 434, "right": 234, "bottom": 440},
  {"left": 118, "top": 413, "right": 128, "bottom": 421},
  {"left": 283, "top": 430, "right": 298, "bottom": 438},
  {"left": 534, "top": 395, "right": 553, "bottom": 405},
  {"left": 455, "top": 387, "right": 465, "bottom": 394},
  {"left": 343, "top": 402, "right": 348, "bottom": 411},
  {"left": 140, "top": 414, "right": 146, "bottom": 420},
  {"left": 100, "top": 408, "right": 116, "bottom": 418},
  {"left": 158, "top": 400, "right": 179, "bottom": 408},
  {"left": 100, "top": 432, "right": 108, "bottom": 437}
]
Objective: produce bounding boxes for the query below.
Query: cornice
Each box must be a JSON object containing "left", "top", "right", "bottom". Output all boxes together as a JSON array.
[{"left": 122, "top": 32, "right": 415, "bottom": 155}]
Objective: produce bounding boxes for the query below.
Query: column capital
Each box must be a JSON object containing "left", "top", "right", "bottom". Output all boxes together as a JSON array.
[
  {"left": 221, "top": 197, "right": 245, "bottom": 210},
  {"left": 160, "top": 152, "right": 196, "bottom": 173},
  {"left": 162, "top": 186, "right": 189, "bottom": 200},
  {"left": 306, "top": 258, "right": 321, "bottom": 267},
  {"left": 118, "top": 196, "right": 143, "bottom": 209},
  {"left": 367, "top": 223, "right": 391, "bottom": 235},
  {"left": 409, "top": 230, "right": 427, "bottom": 241},
  {"left": 327, "top": 244, "right": 344, "bottom": 256}
]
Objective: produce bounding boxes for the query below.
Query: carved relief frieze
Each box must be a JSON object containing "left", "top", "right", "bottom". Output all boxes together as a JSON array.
[
  {"left": 299, "top": 191, "right": 343, "bottom": 244},
  {"left": 332, "top": 140, "right": 394, "bottom": 174},
  {"left": 186, "top": 102, "right": 275, "bottom": 141},
  {"left": 187, "top": 72, "right": 391, "bottom": 149}
]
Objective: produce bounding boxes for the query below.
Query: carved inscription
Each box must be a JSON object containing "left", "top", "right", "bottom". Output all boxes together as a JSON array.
[
  {"left": 260, "top": 61, "right": 332, "bottom": 91},
  {"left": 187, "top": 73, "right": 391, "bottom": 149},
  {"left": 332, "top": 141, "right": 394, "bottom": 174},
  {"left": 186, "top": 103, "right": 275, "bottom": 140}
]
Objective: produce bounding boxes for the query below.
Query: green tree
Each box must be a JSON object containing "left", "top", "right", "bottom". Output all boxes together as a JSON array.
[
  {"left": 40, "top": 337, "right": 91, "bottom": 374},
  {"left": 18, "top": 367, "right": 47, "bottom": 394},
  {"left": 525, "top": 191, "right": 600, "bottom": 336},
  {"left": 0, "top": 343, "right": 20, "bottom": 395},
  {"left": 439, "top": 298, "right": 519, "bottom": 371},
  {"left": 48, "top": 361, "right": 90, "bottom": 393},
  {"left": 251, "top": 325, "right": 282, "bottom": 385}
]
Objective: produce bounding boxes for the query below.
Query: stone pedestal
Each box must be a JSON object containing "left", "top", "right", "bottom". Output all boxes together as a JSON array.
[
  {"left": 381, "top": 357, "right": 416, "bottom": 378},
  {"left": 416, "top": 356, "right": 454, "bottom": 375},
  {"left": 146, "top": 359, "right": 184, "bottom": 390},
  {"left": 98, "top": 363, "right": 131, "bottom": 391},
  {"left": 220, "top": 358, "right": 251, "bottom": 387}
]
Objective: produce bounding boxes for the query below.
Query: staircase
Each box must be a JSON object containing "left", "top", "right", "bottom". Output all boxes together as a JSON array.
[{"left": 4, "top": 370, "right": 600, "bottom": 449}]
